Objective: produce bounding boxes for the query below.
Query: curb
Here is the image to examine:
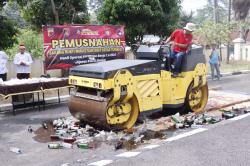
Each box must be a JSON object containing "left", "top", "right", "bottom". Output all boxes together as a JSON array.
[
  {"left": 206, "top": 98, "right": 250, "bottom": 112},
  {"left": 207, "top": 69, "right": 250, "bottom": 80}
]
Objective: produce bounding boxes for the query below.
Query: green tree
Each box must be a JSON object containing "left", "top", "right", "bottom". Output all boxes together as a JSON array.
[
  {"left": 5, "top": 29, "right": 43, "bottom": 59},
  {"left": 193, "top": 0, "right": 229, "bottom": 24},
  {"left": 2, "top": 1, "right": 27, "bottom": 27},
  {"left": 194, "top": 20, "right": 231, "bottom": 46},
  {"left": 232, "top": 0, "right": 250, "bottom": 40},
  {"left": 233, "top": 0, "right": 250, "bottom": 20},
  {"left": 88, "top": 0, "right": 103, "bottom": 13},
  {"left": 88, "top": 0, "right": 104, "bottom": 23},
  {"left": 179, "top": 11, "right": 194, "bottom": 27},
  {"left": 16, "top": 0, "right": 89, "bottom": 30},
  {"left": 0, "top": 0, "right": 7, "bottom": 8},
  {"left": 98, "top": 0, "right": 181, "bottom": 45},
  {"left": 0, "top": 0, "right": 18, "bottom": 49}
]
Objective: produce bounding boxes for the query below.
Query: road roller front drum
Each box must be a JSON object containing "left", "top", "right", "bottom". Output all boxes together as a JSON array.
[{"left": 68, "top": 92, "right": 140, "bottom": 130}]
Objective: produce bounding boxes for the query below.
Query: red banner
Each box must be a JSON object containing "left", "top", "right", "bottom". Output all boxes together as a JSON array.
[{"left": 43, "top": 25, "right": 125, "bottom": 70}]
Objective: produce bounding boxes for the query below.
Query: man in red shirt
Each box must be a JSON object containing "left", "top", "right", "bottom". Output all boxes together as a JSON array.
[{"left": 165, "top": 22, "right": 196, "bottom": 77}]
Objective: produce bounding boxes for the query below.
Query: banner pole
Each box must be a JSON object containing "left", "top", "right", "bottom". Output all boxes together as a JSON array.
[{"left": 43, "top": 60, "right": 47, "bottom": 75}]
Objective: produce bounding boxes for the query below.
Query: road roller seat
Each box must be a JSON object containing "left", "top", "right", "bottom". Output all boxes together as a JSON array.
[
  {"left": 136, "top": 44, "right": 171, "bottom": 71},
  {"left": 181, "top": 45, "right": 206, "bottom": 72}
]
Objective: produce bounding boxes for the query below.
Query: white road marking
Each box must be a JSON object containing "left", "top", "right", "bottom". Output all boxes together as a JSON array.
[
  {"left": 165, "top": 128, "right": 208, "bottom": 142},
  {"left": 116, "top": 152, "right": 141, "bottom": 158},
  {"left": 88, "top": 160, "right": 113, "bottom": 166},
  {"left": 88, "top": 113, "right": 250, "bottom": 165},
  {"left": 229, "top": 113, "right": 250, "bottom": 121},
  {"left": 143, "top": 145, "right": 160, "bottom": 149}
]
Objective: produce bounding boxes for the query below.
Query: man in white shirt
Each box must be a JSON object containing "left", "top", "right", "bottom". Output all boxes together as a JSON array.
[
  {"left": 13, "top": 44, "right": 33, "bottom": 79},
  {"left": 0, "top": 50, "right": 8, "bottom": 81}
]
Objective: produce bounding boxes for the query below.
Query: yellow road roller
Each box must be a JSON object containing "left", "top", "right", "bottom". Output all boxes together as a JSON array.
[{"left": 68, "top": 45, "right": 208, "bottom": 130}]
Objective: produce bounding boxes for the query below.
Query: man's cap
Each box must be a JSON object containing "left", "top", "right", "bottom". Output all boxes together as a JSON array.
[{"left": 183, "top": 22, "right": 196, "bottom": 32}]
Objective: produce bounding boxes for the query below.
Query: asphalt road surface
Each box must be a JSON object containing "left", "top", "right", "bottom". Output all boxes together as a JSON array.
[
  {"left": 106, "top": 73, "right": 250, "bottom": 166},
  {"left": 100, "top": 114, "right": 250, "bottom": 166},
  {"left": 1, "top": 73, "right": 250, "bottom": 166},
  {"left": 208, "top": 72, "right": 250, "bottom": 94}
]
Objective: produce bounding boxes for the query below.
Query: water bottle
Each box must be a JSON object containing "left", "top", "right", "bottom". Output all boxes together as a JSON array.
[
  {"left": 48, "top": 143, "right": 61, "bottom": 149},
  {"left": 10, "top": 147, "right": 21, "bottom": 154},
  {"left": 61, "top": 142, "right": 73, "bottom": 149}
]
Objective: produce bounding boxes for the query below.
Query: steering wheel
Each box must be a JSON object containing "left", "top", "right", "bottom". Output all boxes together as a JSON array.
[{"left": 160, "top": 45, "right": 171, "bottom": 70}]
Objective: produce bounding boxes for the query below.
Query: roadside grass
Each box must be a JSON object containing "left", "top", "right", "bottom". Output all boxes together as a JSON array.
[{"left": 207, "top": 61, "right": 250, "bottom": 74}]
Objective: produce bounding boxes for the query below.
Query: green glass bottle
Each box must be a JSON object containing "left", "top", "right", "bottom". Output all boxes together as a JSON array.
[{"left": 77, "top": 143, "right": 88, "bottom": 149}]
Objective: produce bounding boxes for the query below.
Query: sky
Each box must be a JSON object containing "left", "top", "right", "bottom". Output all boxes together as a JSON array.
[{"left": 181, "top": 0, "right": 207, "bottom": 14}]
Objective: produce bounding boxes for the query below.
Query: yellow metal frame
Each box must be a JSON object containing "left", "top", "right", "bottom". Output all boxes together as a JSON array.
[
  {"left": 69, "top": 76, "right": 113, "bottom": 90},
  {"left": 69, "top": 62, "right": 207, "bottom": 118},
  {"left": 69, "top": 63, "right": 207, "bottom": 128}
]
